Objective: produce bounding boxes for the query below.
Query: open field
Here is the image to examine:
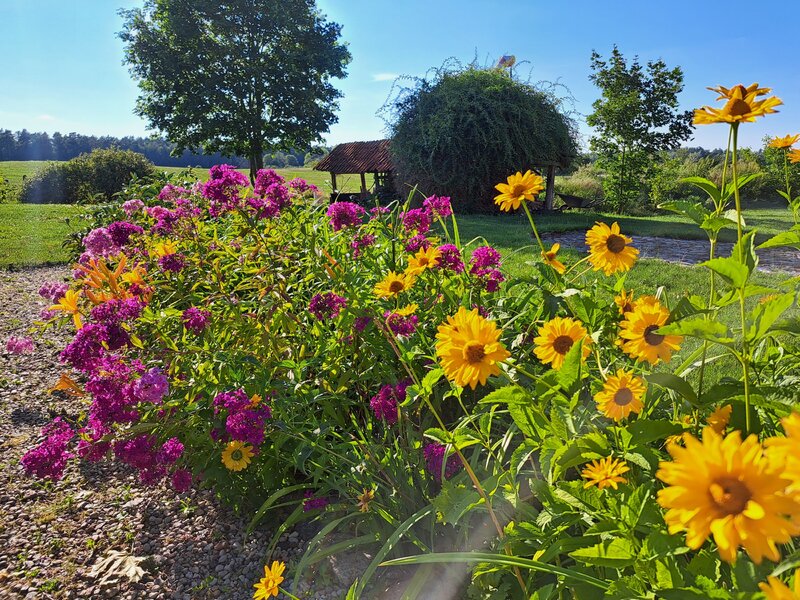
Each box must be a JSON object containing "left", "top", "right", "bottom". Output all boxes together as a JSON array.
[{"left": 0, "top": 204, "right": 89, "bottom": 267}]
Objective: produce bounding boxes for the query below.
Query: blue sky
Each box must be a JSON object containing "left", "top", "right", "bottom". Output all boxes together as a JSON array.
[{"left": 1, "top": 0, "right": 798, "bottom": 151}]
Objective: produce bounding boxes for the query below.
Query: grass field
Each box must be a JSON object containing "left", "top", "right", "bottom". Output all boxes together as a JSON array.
[{"left": 0, "top": 204, "right": 89, "bottom": 267}]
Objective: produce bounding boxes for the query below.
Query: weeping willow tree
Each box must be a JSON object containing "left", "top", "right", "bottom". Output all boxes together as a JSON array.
[{"left": 386, "top": 64, "right": 578, "bottom": 213}]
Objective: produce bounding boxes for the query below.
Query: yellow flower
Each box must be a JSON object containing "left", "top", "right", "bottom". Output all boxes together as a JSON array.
[
  {"left": 582, "top": 457, "right": 629, "bottom": 490},
  {"left": 614, "top": 289, "right": 635, "bottom": 315},
  {"left": 357, "top": 488, "right": 375, "bottom": 512},
  {"left": 253, "top": 560, "right": 285, "bottom": 599},
  {"left": 435, "top": 307, "right": 510, "bottom": 389},
  {"left": 768, "top": 134, "right": 800, "bottom": 149},
  {"left": 594, "top": 369, "right": 645, "bottom": 422},
  {"left": 533, "top": 316, "right": 591, "bottom": 371},
  {"left": 707, "top": 404, "right": 732, "bottom": 434},
  {"left": 494, "top": 170, "right": 545, "bottom": 212},
  {"left": 373, "top": 271, "right": 415, "bottom": 298},
  {"left": 585, "top": 222, "right": 639, "bottom": 275},
  {"left": 766, "top": 412, "right": 800, "bottom": 493},
  {"left": 395, "top": 303, "right": 418, "bottom": 317},
  {"left": 619, "top": 301, "right": 682, "bottom": 365},
  {"left": 694, "top": 83, "right": 782, "bottom": 125},
  {"left": 221, "top": 441, "right": 254, "bottom": 472},
  {"left": 789, "top": 149, "right": 800, "bottom": 164},
  {"left": 48, "top": 372, "right": 85, "bottom": 397},
  {"left": 406, "top": 246, "right": 441, "bottom": 276},
  {"left": 50, "top": 289, "right": 84, "bottom": 330},
  {"left": 665, "top": 415, "right": 693, "bottom": 447},
  {"left": 541, "top": 243, "right": 565, "bottom": 274},
  {"left": 760, "top": 568, "right": 800, "bottom": 600},
  {"left": 249, "top": 394, "right": 263, "bottom": 408},
  {"left": 153, "top": 239, "right": 178, "bottom": 257},
  {"left": 656, "top": 427, "right": 800, "bottom": 564}
]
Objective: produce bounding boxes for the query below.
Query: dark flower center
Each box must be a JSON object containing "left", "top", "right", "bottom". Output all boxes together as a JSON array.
[
  {"left": 606, "top": 234, "right": 627, "bottom": 254},
  {"left": 510, "top": 183, "right": 528, "bottom": 198},
  {"left": 231, "top": 449, "right": 243, "bottom": 461},
  {"left": 644, "top": 325, "right": 665, "bottom": 346},
  {"left": 553, "top": 335, "right": 575, "bottom": 355},
  {"left": 464, "top": 341, "right": 486, "bottom": 364},
  {"left": 613, "top": 388, "right": 634, "bottom": 406},
  {"left": 389, "top": 280, "right": 404, "bottom": 293},
  {"left": 709, "top": 476, "right": 752, "bottom": 515}
]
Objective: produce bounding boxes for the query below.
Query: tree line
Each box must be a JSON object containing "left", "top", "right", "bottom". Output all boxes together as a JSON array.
[{"left": 0, "top": 129, "right": 325, "bottom": 168}]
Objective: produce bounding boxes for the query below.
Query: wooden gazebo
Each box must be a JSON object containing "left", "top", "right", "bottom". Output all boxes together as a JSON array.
[{"left": 314, "top": 139, "right": 394, "bottom": 200}]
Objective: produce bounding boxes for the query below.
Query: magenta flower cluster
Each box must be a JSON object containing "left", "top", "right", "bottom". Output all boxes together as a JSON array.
[
  {"left": 249, "top": 169, "right": 292, "bottom": 219},
  {"left": 384, "top": 310, "right": 418, "bottom": 337},
  {"left": 327, "top": 202, "right": 365, "bottom": 231},
  {"left": 158, "top": 253, "right": 186, "bottom": 273},
  {"left": 113, "top": 434, "right": 190, "bottom": 489},
  {"left": 470, "top": 246, "right": 505, "bottom": 292},
  {"left": 369, "top": 381, "right": 409, "bottom": 425},
  {"left": 5, "top": 335, "right": 35, "bottom": 354},
  {"left": 404, "top": 234, "right": 431, "bottom": 253},
  {"left": 122, "top": 198, "right": 145, "bottom": 216},
  {"left": 423, "top": 442, "right": 462, "bottom": 482},
  {"left": 423, "top": 195, "right": 453, "bottom": 218},
  {"left": 202, "top": 164, "right": 249, "bottom": 217},
  {"left": 213, "top": 389, "right": 272, "bottom": 446},
  {"left": 133, "top": 367, "right": 170, "bottom": 403},
  {"left": 182, "top": 307, "right": 211, "bottom": 334},
  {"left": 436, "top": 244, "right": 464, "bottom": 273},
  {"left": 38, "top": 281, "right": 69, "bottom": 303},
  {"left": 303, "top": 490, "right": 330, "bottom": 512},
  {"left": 400, "top": 208, "right": 431, "bottom": 234},
  {"left": 351, "top": 234, "right": 376, "bottom": 257},
  {"left": 309, "top": 292, "right": 347, "bottom": 320},
  {"left": 21, "top": 418, "right": 75, "bottom": 480}
]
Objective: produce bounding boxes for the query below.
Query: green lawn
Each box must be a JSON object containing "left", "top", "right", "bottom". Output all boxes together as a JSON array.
[{"left": 0, "top": 204, "right": 89, "bottom": 268}]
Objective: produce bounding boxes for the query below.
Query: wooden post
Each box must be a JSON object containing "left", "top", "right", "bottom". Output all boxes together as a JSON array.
[
  {"left": 544, "top": 165, "right": 556, "bottom": 211},
  {"left": 330, "top": 172, "right": 337, "bottom": 193},
  {"left": 360, "top": 172, "right": 367, "bottom": 198}
]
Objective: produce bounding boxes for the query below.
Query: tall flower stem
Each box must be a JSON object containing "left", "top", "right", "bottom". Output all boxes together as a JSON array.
[
  {"left": 522, "top": 201, "right": 546, "bottom": 255},
  {"left": 731, "top": 124, "right": 753, "bottom": 433}
]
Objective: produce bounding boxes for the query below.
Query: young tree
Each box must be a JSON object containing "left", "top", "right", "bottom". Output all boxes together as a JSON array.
[
  {"left": 587, "top": 46, "right": 693, "bottom": 210},
  {"left": 119, "top": 0, "right": 351, "bottom": 181}
]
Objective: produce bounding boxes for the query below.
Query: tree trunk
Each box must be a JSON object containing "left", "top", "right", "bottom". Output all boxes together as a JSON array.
[{"left": 249, "top": 145, "right": 264, "bottom": 186}]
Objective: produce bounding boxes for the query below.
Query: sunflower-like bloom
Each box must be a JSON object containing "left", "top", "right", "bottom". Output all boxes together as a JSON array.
[
  {"left": 221, "top": 440, "right": 254, "bottom": 471},
  {"left": 619, "top": 301, "right": 682, "bottom": 365},
  {"left": 541, "top": 243, "right": 566, "bottom": 274},
  {"left": 594, "top": 369, "right": 645, "bottom": 421},
  {"left": 614, "top": 289, "right": 635, "bottom": 315},
  {"left": 436, "top": 307, "right": 510, "bottom": 389},
  {"left": 533, "top": 316, "right": 592, "bottom": 371},
  {"left": 582, "top": 457, "right": 629, "bottom": 490},
  {"left": 707, "top": 404, "right": 732, "bottom": 434},
  {"left": 694, "top": 83, "right": 782, "bottom": 125},
  {"left": 759, "top": 568, "right": 800, "bottom": 600},
  {"left": 766, "top": 412, "right": 800, "bottom": 494},
  {"left": 585, "top": 222, "right": 639, "bottom": 275},
  {"left": 494, "top": 170, "right": 545, "bottom": 212},
  {"left": 657, "top": 427, "right": 800, "bottom": 564},
  {"left": 406, "top": 246, "right": 441, "bottom": 276},
  {"left": 789, "top": 149, "right": 800, "bottom": 164},
  {"left": 253, "top": 561, "right": 285, "bottom": 599},
  {"left": 768, "top": 134, "right": 800, "bottom": 149},
  {"left": 374, "top": 271, "right": 415, "bottom": 298}
]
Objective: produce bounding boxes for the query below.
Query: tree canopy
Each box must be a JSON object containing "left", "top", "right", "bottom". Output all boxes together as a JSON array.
[
  {"left": 119, "top": 0, "right": 351, "bottom": 179},
  {"left": 388, "top": 65, "right": 578, "bottom": 213}
]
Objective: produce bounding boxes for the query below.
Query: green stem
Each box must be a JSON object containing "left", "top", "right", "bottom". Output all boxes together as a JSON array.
[{"left": 521, "top": 201, "right": 546, "bottom": 255}]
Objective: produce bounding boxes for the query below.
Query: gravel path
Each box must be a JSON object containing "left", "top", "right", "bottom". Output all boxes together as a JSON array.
[
  {"left": 0, "top": 267, "right": 360, "bottom": 600},
  {"left": 540, "top": 231, "right": 800, "bottom": 274}
]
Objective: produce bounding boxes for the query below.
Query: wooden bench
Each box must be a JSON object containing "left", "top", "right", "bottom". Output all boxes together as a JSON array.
[{"left": 556, "top": 193, "right": 600, "bottom": 211}]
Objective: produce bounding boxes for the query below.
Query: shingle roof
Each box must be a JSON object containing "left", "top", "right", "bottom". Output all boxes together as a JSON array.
[{"left": 314, "top": 140, "right": 394, "bottom": 174}]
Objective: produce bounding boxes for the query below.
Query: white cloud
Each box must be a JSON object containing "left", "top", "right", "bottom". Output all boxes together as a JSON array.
[
  {"left": 37, "top": 114, "right": 56, "bottom": 121},
  {"left": 371, "top": 72, "right": 399, "bottom": 82}
]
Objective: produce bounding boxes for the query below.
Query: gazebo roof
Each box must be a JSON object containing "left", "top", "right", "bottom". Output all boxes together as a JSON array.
[{"left": 314, "top": 140, "right": 393, "bottom": 174}]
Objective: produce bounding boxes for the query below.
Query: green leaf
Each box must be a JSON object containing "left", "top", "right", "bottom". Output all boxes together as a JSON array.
[
  {"left": 659, "top": 199, "right": 709, "bottom": 225},
  {"left": 628, "top": 419, "right": 683, "bottom": 446},
  {"left": 657, "top": 316, "right": 735, "bottom": 346},
  {"left": 700, "top": 256, "right": 749, "bottom": 289},
  {"left": 569, "top": 538, "right": 636, "bottom": 568},
  {"left": 745, "top": 292, "right": 797, "bottom": 342},
  {"left": 556, "top": 339, "right": 584, "bottom": 393},
  {"left": 678, "top": 177, "right": 722, "bottom": 204},
  {"left": 479, "top": 385, "right": 529, "bottom": 405},
  {"left": 432, "top": 483, "right": 482, "bottom": 525},
  {"left": 645, "top": 373, "right": 699, "bottom": 405},
  {"left": 757, "top": 226, "right": 800, "bottom": 250},
  {"left": 732, "top": 230, "right": 758, "bottom": 275}
]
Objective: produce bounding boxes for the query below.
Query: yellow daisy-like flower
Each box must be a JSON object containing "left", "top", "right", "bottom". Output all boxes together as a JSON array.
[
  {"left": 533, "top": 316, "right": 591, "bottom": 371},
  {"left": 221, "top": 441, "right": 254, "bottom": 472},
  {"left": 435, "top": 307, "right": 511, "bottom": 389},
  {"left": 357, "top": 488, "right": 375, "bottom": 512},
  {"left": 582, "top": 457, "right": 629, "bottom": 490},
  {"left": 585, "top": 222, "right": 639, "bottom": 275},
  {"left": 707, "top": 404, "right": 732, "bottom": 434},
  {"left": 665, "top": 414, "right": 693, "bottom": 447},
  {"left": 541, "top": 243, "right": 566, "bottom": 274},
  {"left": 619, "top": 301, "right": 683, "bottom": 365},
  {"left": 694, "top": 83, "right": 782, "bottom": 125},
  {"left": 373, "top": 271, "right": 415, "bottom": 298},
  {"left": 614, "top": 289, "right": 635, "bottom": 315},
  {"left": 594, "top": 369, "right": 645, "bottom": 422},
  {"left": 760, "top": 568, "right": 800, "bottom": 600},
  {"left": 766, "top": 412, "right": 800, "bottom": 493},
  {"left": 493, "top": 170, "right": 545, "bottom": 212},
  {"left": 253, "top": 560, "right": 285, "bottom": 599},
  {"left": 768, "top": 134, "right": 800, "bottom": 149},
  {"left": 656, "top": 427, "right": 800, "bottom": 564},
  {"left": 394, "top": 303, "right": 418, "bottom": 317},
  {"left": 50, "top": 289, "right": 84, "bottom": 330},
  {"left": 406, "top": 246, "right": 441, "bottom": 276},
  {"left": 789, "top": 149, "right": 800, "bottom": 164},
  {"left": 153, "top": 239, "right": 178, "bottom": 257}
]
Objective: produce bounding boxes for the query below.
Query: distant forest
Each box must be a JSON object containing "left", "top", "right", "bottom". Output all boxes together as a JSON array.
[{"left": 0, "top": 129, "right": 326, "bottom": 168}]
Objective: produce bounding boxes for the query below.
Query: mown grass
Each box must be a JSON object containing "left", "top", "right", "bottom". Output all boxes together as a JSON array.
[{"left": 0, "top": 204, "right": 89, "bottom": 268}]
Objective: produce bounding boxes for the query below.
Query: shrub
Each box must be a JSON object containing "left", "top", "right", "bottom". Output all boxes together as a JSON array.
[
  {"left": 555, "top": 164, "right": 605, "bottom": 202},
  {"left": 20, "top": 148, "right": 154, "bottom": 204},
  {"left": 388, "top": 66, "right": 578, "bottom": 213}
]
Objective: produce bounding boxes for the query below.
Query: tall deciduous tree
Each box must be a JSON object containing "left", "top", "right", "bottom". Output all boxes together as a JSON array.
[
  {"left": 587, "top": 46, "right": 693, "bottom": 210},
  {"left": 119, "top": 0, "right": 351, "bottom": 180}
]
